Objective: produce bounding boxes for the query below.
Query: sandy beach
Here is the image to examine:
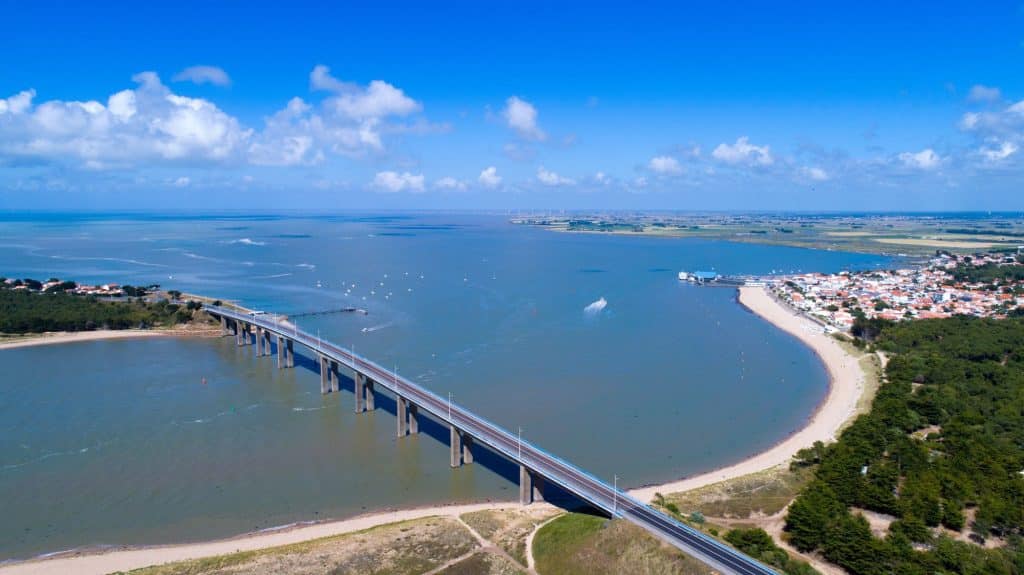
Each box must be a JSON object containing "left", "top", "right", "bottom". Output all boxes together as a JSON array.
[
  {"left": 0, "top": 329, "right": 168, "bottom": 350},
  {"left": 631, "top": 285, "right": 867, "bottom": 500},
  {"left": 0, "top": 285, "right": 869, "bottom": 575}
]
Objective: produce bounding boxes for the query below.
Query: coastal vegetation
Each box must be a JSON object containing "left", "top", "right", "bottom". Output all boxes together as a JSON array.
[
  {"left": 783, "top": 316, "right": 1024, "bottom": 574},
  {"left": 122, "top": 516, "right": 484, "bottom": 575},
  {"left": 0, "top": 279, "right": 207, "bottom": 333}
]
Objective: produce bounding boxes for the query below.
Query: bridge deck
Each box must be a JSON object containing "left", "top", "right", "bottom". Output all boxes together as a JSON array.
[{"left": 208, "top": 306, "right": 778, "bottom": 575}]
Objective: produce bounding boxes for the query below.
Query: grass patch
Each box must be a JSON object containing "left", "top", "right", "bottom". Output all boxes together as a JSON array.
[
  {"left": 460, "top": 508, "right": 557, "bottom": 567},
  {"left": 125, "top": 516, "right": 477, "bottom": 575},
  {"left": 533, "top": 513, "right": 710, "bottom": 575},
  {"left": 663, "top": 466, "right": 815, "bottom": 519},
  {"left": 436, "top": 551, "right": 525, "bottom": 575}
]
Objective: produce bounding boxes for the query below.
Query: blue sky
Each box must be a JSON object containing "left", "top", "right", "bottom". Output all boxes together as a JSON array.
[{"left": 2, "top": 1, "right": 1024, "bottom": 211}]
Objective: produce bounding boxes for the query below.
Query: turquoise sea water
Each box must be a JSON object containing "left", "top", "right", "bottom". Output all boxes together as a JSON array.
[{"left": 0, "top": 213, "right": 892, "bottom": 560}]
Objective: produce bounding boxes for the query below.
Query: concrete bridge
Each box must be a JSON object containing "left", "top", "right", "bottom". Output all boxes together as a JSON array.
[{"left": 207, "top": 305, "right": 778, "bottom": 575}]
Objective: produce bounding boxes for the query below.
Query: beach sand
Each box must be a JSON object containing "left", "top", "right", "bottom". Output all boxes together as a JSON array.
[
  {"left": 0, "top": 329, "right": 167, "bottom": 350},
  {"left": 630, "top": 285, "right": 866, "bottom": 500},
  {"left": 0, "top": 285, "right": 869, "bottom": 574}
]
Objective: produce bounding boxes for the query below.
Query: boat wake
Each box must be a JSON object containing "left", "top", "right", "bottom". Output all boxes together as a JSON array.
[{"left": 584, "top": 297, "right": 608, "bottom": 315}]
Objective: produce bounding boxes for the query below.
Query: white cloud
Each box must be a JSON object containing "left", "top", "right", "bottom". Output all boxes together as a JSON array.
[
  {"left": 502, "top": 96, "right": 545, "bottom": 140},
  {"left": 434, "top": 176, "right": 467, "bottom": 190},
  {"left": 372, "top": 171, "right": 425, "bottom": 193},
  {"left": 967, "top": 84, "right": 1001, "bottom": 103},
  {"left": 173, "top": 176, "right": 191, "bottom": 187},
  {"left": 0, "top": 73, "right": 251, "bottom": 166},
  {"left": 648, "top": 155, "right": 682, "bottom": 174},
  {"left": 0, "top": 89, "right": 35, "bottom": 115},
  {"left": 173, "top": 66, "right": 231, "bottom": 87},
  {"left": 536, "top": 166, "right": 575, "bottom": 186},
  {"left": 249, "top": 67, "right": 426, "bottom": 166},
  {"left": 712, "top": 137, "right": 773, "bottom": 166},
  {"left": 479, "top": 166, "right": 501, "bottom": 188},
  {"left": 310, "top": 65, "right": 419, "bottom": 120},
  {"left": 801, "top": 166, "right": 830, "bottom": 181},
  {"left": 898, "top": 148, "right": 942, "bottom": 170},
  {"left": 979, "top": 141, "right": 1018, "bottom": 162},
  {"left": 594, "top": 171, "right": 610, "bottom": 185}
]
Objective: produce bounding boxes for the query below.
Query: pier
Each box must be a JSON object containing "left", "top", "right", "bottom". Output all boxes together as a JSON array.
[{"left": 207, "top": 305, "right": 778, "bottom": 575}]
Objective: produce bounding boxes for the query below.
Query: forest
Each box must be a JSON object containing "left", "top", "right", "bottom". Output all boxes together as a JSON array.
[
  {"left": 785, "top": 316, "right": 1024, "bottom": 574},
  {"left": 0, "top": 286, "right": 201, "bottom": 333}
]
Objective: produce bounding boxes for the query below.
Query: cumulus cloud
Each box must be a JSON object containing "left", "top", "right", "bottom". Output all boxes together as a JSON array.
[
  {"left": 801, "top": 166, "right": 830, "bottom": 181},
  {"left": 712, "top": 137, "right": 773, "bottom": 166},
  {"left": 372, "top": 171, "right": 425, "bottom": 192},
  {"left": 173, "top": 66, "right": 231, "bottom": 87},
  {"left": 434, "top": 176, "right": 467, "bottom": 190},
  {"left": 967, "top": 84, "right": 1001, "bottom": 103},
  {"left": 648, "top": 155, "right": 682, "bottom": 174},
  {"left": 0, "top": 89, "right": 35, "bottom": 115},
  {"left": 536, "top": 166, "right": 575, "bottom": 186},
  {"left": 173, "top": 176, "right": 191, "bottom": 187},
  {"left": 979, "top": 141, "right": 1018, "bottom": 162},
  {"left": 250, "top": 67, "right": 425, "bottom": 165},
  {"left": 898, "top": 148, "right": 942, "bottom": 170},
  {"left": 479, "top": 166, "right": 502, "bottom": 188},
  {"left": 502, "top": 96, "right": 545, "bottom": 140},
  {"left": 0, "top": 72, "right": 251, "bottom": 167}
]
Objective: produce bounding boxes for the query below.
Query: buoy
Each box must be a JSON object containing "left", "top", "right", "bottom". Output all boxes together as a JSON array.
[{"left": 201, "top": 377, "right": 207, "bottom": 385}]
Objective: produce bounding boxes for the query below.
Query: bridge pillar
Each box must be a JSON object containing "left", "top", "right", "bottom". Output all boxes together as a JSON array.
[
  {"left": 319, "top": 355, "right": 330, "bottom": 394},
  {"left": 532, "top": 474, "right": 544, "bottom": 502},
  {"left": 450, "top": 424, "right": 462, "bottom": 467},
  {"left": 330, "top": 361, "right": 339, "bottom": 392},
  {"left": 519, "top": 465, "right": 533, "bottom": 505},
  {"left": 286, "top": 339, "right": 294, "bottom": 368},
  {"left": 408, "top": 404, "right": 419, "bottom": 434},
  {"left": 220, "top": 315, "right": 228, "bottom": 336},
  {"left": 255, "top": 327, "right": 264, "bottom": 356},
  {"left": 365, "top": 379, "right": 375, "bottom": 410},
  {"left": 235, "top": 321, "right": 243, "bottom": 346},
  {"left": 397, "top": 396, "right": 408, "bottom": 437},
  {"left": 462, "top": 433, "right": 473, "bottom": 464},
  {"left": 276, "top": 336, "right": 284, "bottom": 368},
  {"left": 354, "top": 372, "right": 365, "bottom": 412}
]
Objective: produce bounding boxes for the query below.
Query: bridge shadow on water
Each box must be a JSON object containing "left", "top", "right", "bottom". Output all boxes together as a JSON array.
[{"left": 284, "top": 345, "right": 596, "bottom": 514}]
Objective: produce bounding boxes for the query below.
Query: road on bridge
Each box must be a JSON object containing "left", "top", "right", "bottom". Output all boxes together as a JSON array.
[{"left": 209, "top": 306, "right": 778, "bottom": 575}]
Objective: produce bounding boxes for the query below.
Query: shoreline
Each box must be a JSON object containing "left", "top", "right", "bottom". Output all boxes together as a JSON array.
[
  {"left": 631, "top": 285, "right": 867, "bottom": 500},
  {"left": 0, "top": 285, "right": 871, "bottom": 574},
  {"left": 0, "top": 329, "right": 170, "bottom": 350}
]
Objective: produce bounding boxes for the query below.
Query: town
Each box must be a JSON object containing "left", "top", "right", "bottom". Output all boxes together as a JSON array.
[{"left": 770, "top": 250, "right": 1024, "bottom": 331}]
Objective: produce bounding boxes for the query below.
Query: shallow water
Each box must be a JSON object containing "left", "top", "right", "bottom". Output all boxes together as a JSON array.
[{"left": 0, "top": 213, "right": 892, "bottom": 559}]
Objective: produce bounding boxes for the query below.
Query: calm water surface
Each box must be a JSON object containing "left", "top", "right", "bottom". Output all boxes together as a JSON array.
[{"left": 0, "top": 214, "right": 892, "bottom": 559}]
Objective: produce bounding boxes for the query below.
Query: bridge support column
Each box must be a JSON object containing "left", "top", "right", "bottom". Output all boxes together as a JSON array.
[
  {"left": 286, "top": 339, "right": 294, "bottom": 368},
  {"left": 519, "top": 465, "right": 533, "bottom": 505},
  {"left": 408, "top": 404, "right": 419, "bottom": 434},
  {"left": 330, "top": 361, "right": 339, "bottom": 392},
  {"left": 235, "top": 321, "right": 242, "bottom": 346},
  {"left": 365, "top": 379, "right": 375, "bottom": 410},
  {"left": 462, "top": 433, "right": 473, "bottom": 464},
  {"left": 220, "top": 315, "right": 228, "bottom": 336},
  {"left": 255, "top": 327, "right": 264, "bottom": 356},
  {"left": 532, "top": 474, "right": 544, "bottom": 502},
  {"left": 450, "top": 425, "right": 462, "bottom": 467},
  {"left": 276, "top": 336, "right": 284, "bottom": 368},
  {"left": 397, "top": 396, "right": 408, "bottom": 437},
  {"left": 319, "top": 355, "right": 330, "bottom": 394},
  {"left": 354, "top": 372, "right": 365, "bottom": 412}
]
